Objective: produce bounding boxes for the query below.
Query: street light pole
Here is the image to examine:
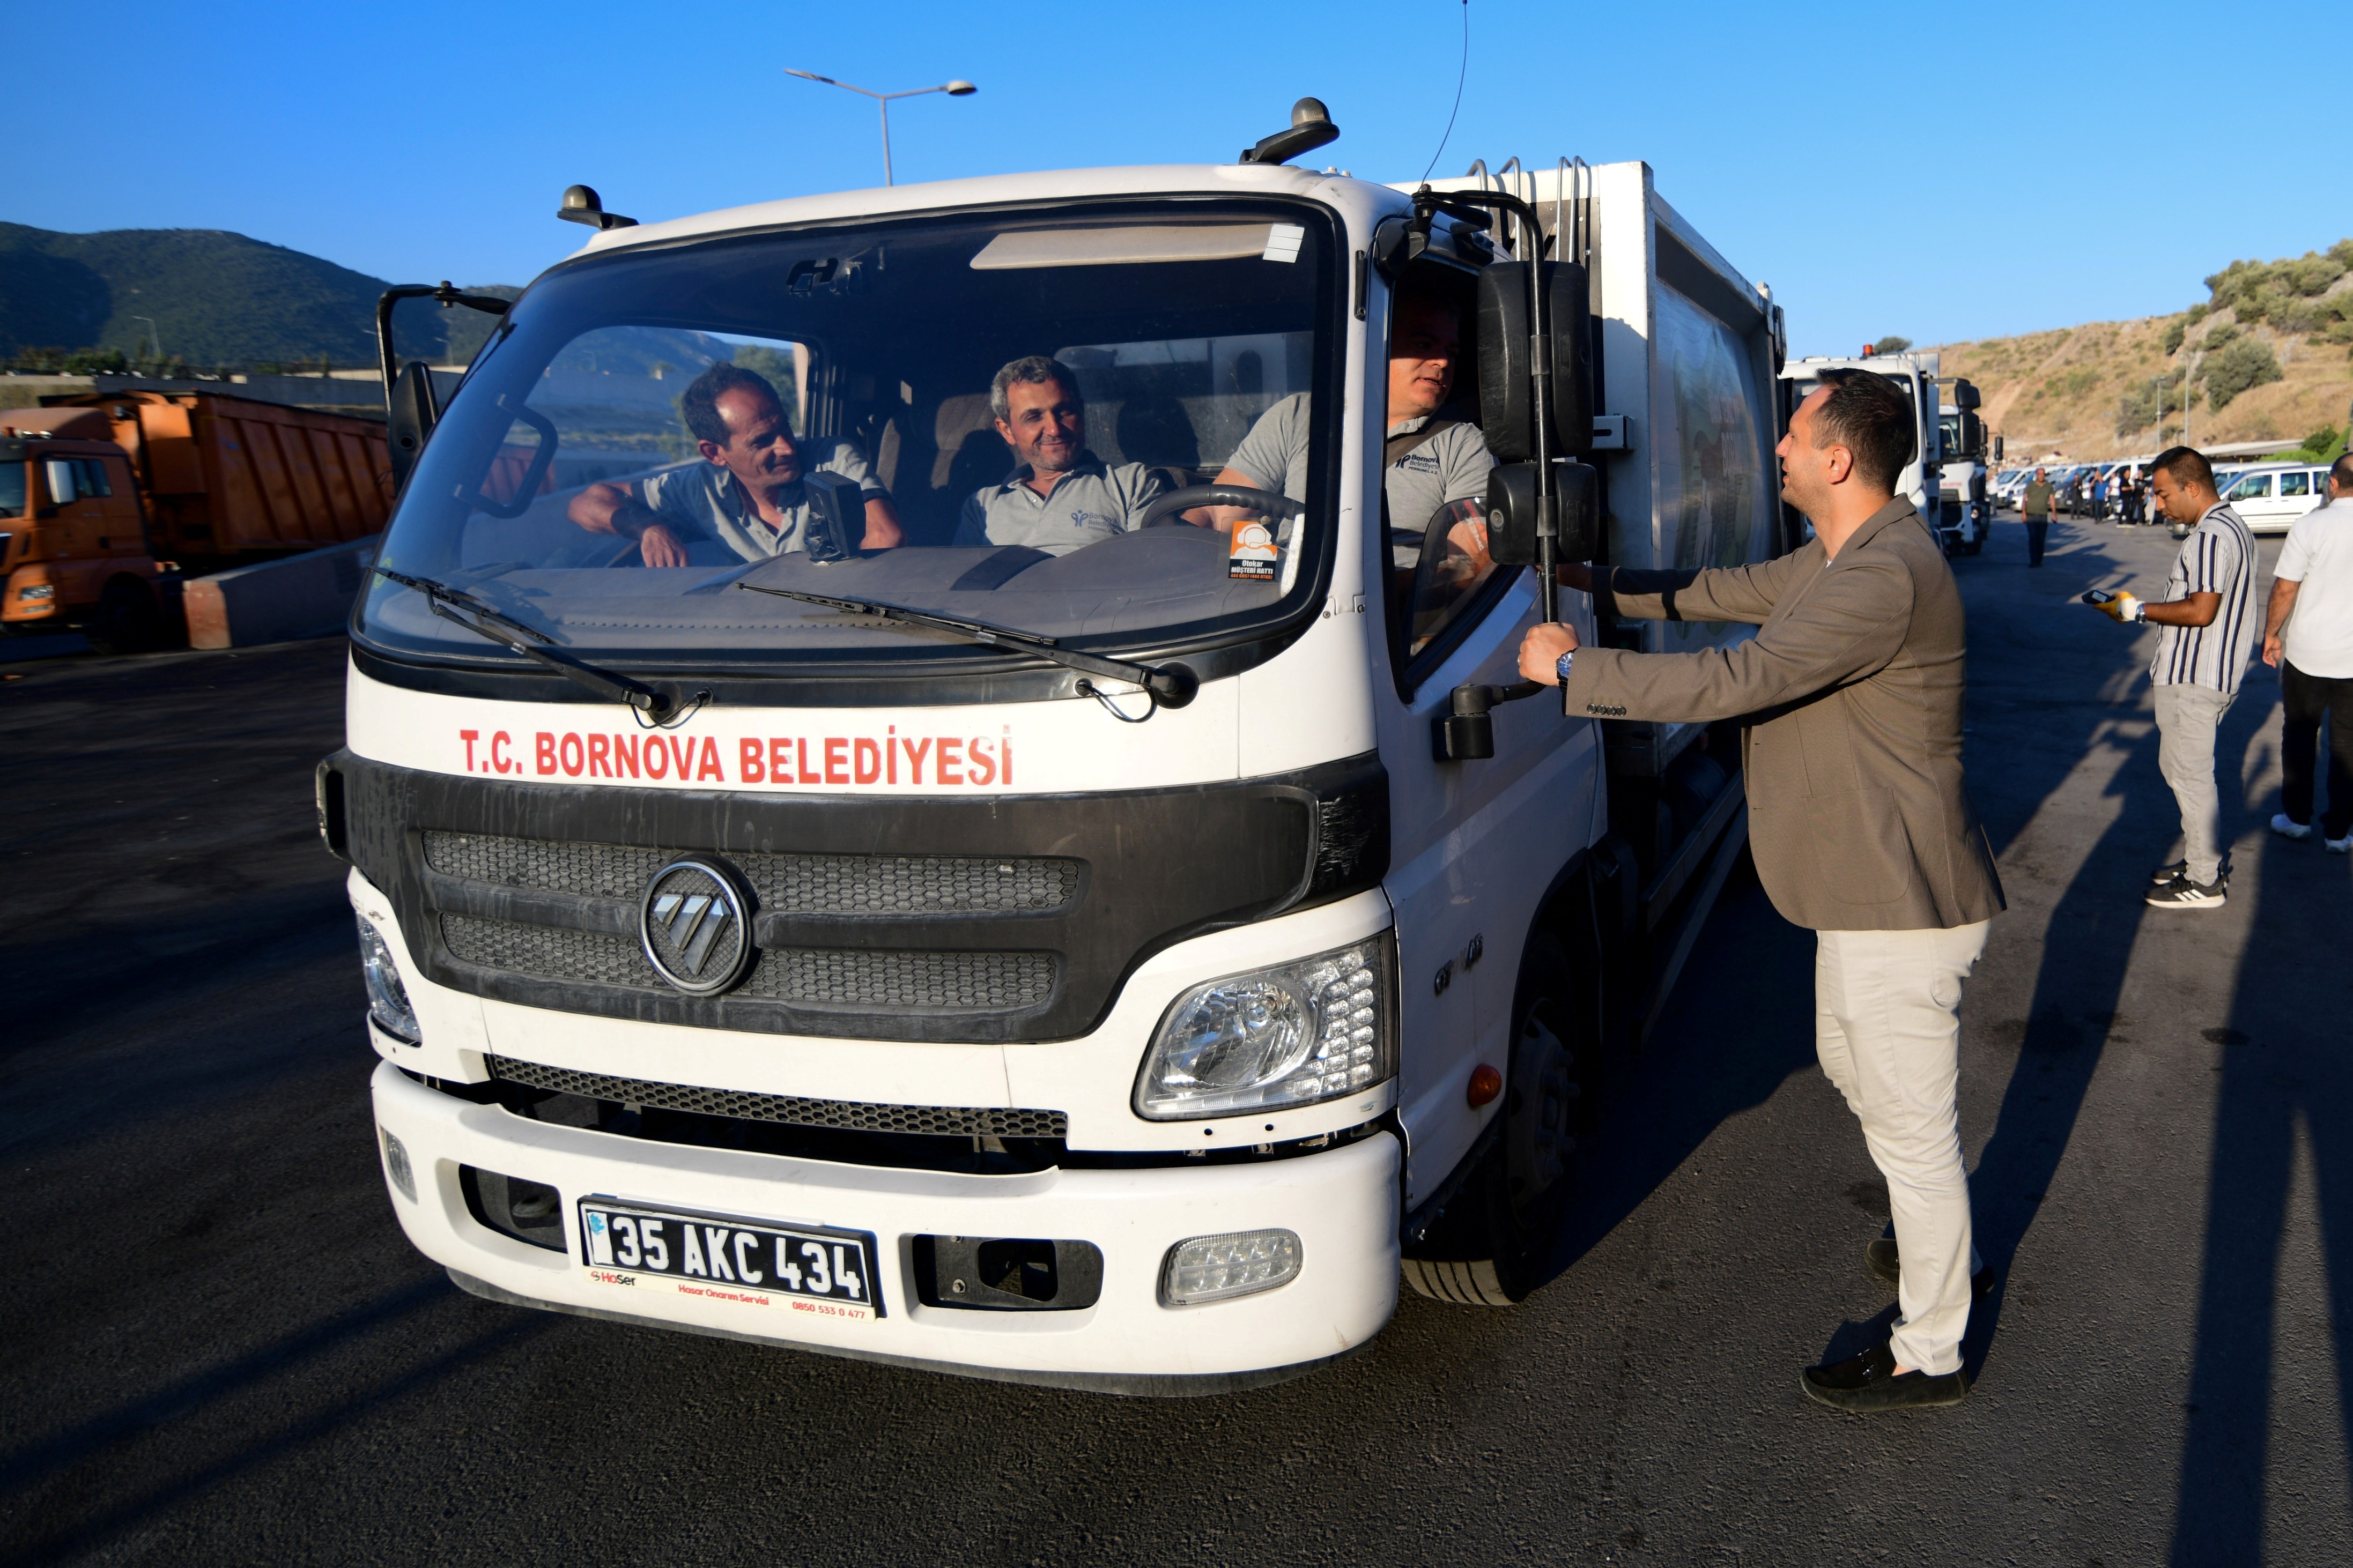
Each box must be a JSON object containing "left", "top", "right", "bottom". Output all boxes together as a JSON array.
[{"left": 785, "top": 70, "right": 977, "bottom": 186}]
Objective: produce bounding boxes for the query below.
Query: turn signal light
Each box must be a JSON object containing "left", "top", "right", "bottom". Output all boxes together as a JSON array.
[{"left": 1467, "top": 1063, "right": 1502, "bottom": 1108}]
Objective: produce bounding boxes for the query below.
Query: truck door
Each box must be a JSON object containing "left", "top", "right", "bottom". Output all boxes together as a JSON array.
[{"left": 1379, "top": 495, "right": 1599, "bottom": 1209}]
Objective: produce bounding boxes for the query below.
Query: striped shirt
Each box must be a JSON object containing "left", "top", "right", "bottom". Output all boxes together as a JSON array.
[{"left": 2151, "top": 502, "right": 2258, "bottom": 695}]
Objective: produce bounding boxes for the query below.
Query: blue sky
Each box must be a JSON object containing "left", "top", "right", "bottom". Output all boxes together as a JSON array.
[{"left": 6, "top": 0, "right": 2345, "bottom": 357}]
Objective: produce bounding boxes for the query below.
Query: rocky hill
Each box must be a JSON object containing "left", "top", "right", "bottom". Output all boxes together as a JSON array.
[{"left": 1922, "top": 240, "right": 2353, "bottom": 463}]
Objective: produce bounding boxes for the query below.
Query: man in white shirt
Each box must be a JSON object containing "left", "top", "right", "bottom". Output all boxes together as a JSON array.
[
  {"left": 2261, "top": 453, "right": 2353, "bottom": 851},
  {"left": 568, "top": 363, "right": 903, "bottom": 565}
]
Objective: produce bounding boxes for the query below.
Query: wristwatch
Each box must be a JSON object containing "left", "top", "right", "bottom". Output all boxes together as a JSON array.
[{"left": 1556, "top": 650, "right": 1575, "bottom": 684}]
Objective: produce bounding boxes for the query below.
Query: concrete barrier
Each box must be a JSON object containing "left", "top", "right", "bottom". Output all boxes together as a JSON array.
[{"left": 183, "top": 533, "right": 380, "bottom": 650}]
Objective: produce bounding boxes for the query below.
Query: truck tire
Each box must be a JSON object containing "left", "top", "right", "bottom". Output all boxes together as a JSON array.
[
  {"left": 84, "top": 578, "right": 164, "bottom": 656},
  {"left": 1401, "top": 928, "right": 1601, "bottom": 1306}
]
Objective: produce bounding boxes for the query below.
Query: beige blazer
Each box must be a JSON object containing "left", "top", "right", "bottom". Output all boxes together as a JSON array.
[{"left": 1564, "top": 499, "right": 2004, "bottom": 932}]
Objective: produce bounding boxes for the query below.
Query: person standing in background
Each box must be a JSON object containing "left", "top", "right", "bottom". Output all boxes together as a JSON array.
[
  {"left": 2021, "top": 466, "right": 2055, "bottom": 565},
  {"left": 2262, "top": 454, "right": 2353, "bottom": 851},
  {"left": 2085, "top": 447, "right": 2260, "bottom": 908}
]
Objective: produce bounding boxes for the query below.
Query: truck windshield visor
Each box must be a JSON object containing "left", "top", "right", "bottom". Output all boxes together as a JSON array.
[{"left": 358, "top": 201, "right": 1340, "bottom": 680}]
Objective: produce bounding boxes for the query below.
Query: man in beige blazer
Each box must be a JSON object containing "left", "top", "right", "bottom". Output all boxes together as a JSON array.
[{"left": 1520, "top": 369, "right": 2005, "bottom": 1414}]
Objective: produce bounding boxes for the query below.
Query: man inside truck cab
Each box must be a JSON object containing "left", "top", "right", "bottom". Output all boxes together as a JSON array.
[
  {"left": 952, "top": 356, "right": 1168, "bottom": 554},
  {"left": 565, "top": 362, "right": 904, "bottom": 565},
  {"left": 1192, "top": 286, "right": 1494, "bottom": 579}
]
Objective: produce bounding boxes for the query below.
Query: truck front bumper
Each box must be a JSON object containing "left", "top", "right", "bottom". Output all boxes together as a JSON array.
[{"left": 372, "top": 1061, "right": 1401, "bottom": 1394}]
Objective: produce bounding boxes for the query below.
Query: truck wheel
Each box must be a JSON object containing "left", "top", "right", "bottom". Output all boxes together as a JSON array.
[
  {"left": 1402, "top": 930, "right": 1599, "bottom": 1306},
  {"left": 84, "top": 578, "right": 163, "bottom": 656}
]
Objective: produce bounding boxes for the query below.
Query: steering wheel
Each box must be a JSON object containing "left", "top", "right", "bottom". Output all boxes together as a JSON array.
[{"left": 1135, "top": 484, "right": 1306, "bottom": 530}]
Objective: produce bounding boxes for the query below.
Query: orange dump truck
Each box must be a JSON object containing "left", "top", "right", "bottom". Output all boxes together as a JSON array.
[{"left": 1, "top": 390, "right": 392, "bottom": 651}]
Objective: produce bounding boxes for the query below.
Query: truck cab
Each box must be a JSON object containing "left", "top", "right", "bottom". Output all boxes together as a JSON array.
[
  {"left": 328, "top": 148, "right": 1780, "bottom": 1389},
  {"left": 1780, "top": 352, "right": 1947, "bottom": 546},
  {"left": 0, "top": 408, "right": 168, "bottom": 650}
]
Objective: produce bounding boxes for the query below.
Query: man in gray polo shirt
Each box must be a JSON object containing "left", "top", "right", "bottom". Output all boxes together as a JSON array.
[
  {"left": 1202, "top": 288, "right": 1492, "bottom": 536},
  {"left": 952, "top": 357, "right": 1166, "bottom": 554},
  {"left": 568, "top": 362, "right": 902, "bottom": 565}
]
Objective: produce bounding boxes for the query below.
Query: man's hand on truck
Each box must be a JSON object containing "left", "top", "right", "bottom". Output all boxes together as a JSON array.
[{"left": 1519, "top": 620, "right": 1580, "bottom": 685}]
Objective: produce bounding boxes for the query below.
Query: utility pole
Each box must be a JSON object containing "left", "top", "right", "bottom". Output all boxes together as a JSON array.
[
  {"left": 785, "top": 71, "right": 978, "bottom": 186},
  {"left": 131, "top": 316, "right": 160, "bottom": 364}
]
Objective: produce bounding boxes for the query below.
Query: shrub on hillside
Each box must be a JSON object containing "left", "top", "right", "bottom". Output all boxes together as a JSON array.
[
  {"left": 2203, "top": 244, "right": 2351, "bottom": 325},
  {"left": 2199, "top": 337, "right": 2283, "bottom": 409},
  {"left": 2116, "top": 375, "right": 2185, "bottom": 437}
]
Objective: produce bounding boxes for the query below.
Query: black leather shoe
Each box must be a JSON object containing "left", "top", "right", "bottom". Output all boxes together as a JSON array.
[
  {"left": 1867, "top": 1238, "right": 1994, "bottom": 1300},
  {"left": 1802, "top": 1341, "right": 1970, "bottom": 1413}
]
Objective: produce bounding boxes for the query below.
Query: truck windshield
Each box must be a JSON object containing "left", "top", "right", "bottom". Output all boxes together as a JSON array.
[
  {"left": 357, "top": 200, "right": 1338, "bottom": 681},
  {"left": 0, "top": 462, "right": 24, "bottom": 517}
]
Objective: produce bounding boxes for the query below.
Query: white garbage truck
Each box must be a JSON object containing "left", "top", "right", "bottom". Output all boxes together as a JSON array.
[
  {"left": 1780, "top": 351, "right": 1985, "bottom": 554},
  {"left": 324, "top": 107, "right": 1788, "bottom": 1392}
]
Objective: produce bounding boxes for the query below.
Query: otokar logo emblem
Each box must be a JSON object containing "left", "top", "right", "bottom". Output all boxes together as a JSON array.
[{"left": 639, "top": 857, "right": 756, "bottom": 995}]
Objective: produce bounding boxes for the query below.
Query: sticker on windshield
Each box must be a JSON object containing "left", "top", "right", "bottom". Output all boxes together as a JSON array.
[
  {"left": 1229, "top": 519, "right": 1279, "bottom": 580},
  {"left": 1262, "top": 224, "right": 1305, "bottom": 263}
]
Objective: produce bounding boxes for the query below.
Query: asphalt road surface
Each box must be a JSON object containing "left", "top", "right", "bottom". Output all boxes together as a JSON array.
[{"left": 4, "top": 512, "right": 2348, "bottom": 1565}]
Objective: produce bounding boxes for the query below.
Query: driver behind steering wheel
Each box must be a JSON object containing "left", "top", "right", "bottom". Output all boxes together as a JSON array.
[
  {"left": 951, "top": 356, "right": 1168, "bottom": 556},
  {"left": 566, "top": 362, "right": 903, "bottom": 566},
  {"left": 1193, "top": 287, "right": 1493, "bottom": 572}
]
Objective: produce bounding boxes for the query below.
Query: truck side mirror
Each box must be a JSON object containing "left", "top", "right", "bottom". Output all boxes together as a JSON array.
[
  {"left": 1474, "top": 262, "right": 1593, "bottom": 461},
  {"left": 1481, "top": 459, "right": 1600, "bottom": 567},
  {"left": 1952, "top": 379, "right": 1980, "bottom": 411},
  {"left": 1992, "top": 433, "right": 2005, "bottom": 462},
  {"left": 387, "top": 361, "right": 440, "bottom": 496},
  {"left": 1959, "top": 411, "right": 1985, "bottom": 460}
]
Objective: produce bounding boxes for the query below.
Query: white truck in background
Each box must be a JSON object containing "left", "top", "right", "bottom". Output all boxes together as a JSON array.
[
  {"left": 1782, "top": 352, "right": 1988, "bottom": 556},
  {"left": 327, "top": 106, "right": 1788, "bottom": 1391}
]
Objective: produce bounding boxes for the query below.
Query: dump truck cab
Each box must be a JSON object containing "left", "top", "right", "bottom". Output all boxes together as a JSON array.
[{"left": 0, "top": 407, "right": 167, "bottom": 649}]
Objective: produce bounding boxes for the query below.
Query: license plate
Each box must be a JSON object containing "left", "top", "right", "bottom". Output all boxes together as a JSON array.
[{"left": 577, "top": 1197, "right": 884, "bottom": 1320}]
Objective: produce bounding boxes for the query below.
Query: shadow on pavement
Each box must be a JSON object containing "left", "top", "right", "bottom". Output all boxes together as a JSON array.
[{"left": 2170, "top": 734, "right": 2353, "bottom": 1563}]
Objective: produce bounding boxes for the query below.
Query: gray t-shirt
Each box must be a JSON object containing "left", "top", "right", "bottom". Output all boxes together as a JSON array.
[
  {"left": 954, "top": 451, "right": 1167, "bottom": 555},
  {"left": 1224, "top": 392, "right": 1494, "bottom": 533},
  {"left": 639, "top": 436, "right": 884, "bottom": 561}
]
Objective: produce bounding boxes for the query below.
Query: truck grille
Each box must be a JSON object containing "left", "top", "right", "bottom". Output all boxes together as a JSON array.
[
  {"left": 442, "top": 915, "right": 1056, "bottom": 1011},
  {"left": 425, "top": 831, "right": 1078, "bottom": 913},
  {"left": 485, "top": 1053, "right": 1069, "bottom": 1139}
]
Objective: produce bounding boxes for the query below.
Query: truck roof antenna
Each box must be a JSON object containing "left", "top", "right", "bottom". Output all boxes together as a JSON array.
[
  {"left": 1240, "top": 98, "right": 1339, "bottom": 166},
  {"left": 1417, "top": 0, "right": 1470, "bottom": 183},
  {"left": 558, "top": 185, "right": 638, "bottom": 232}
]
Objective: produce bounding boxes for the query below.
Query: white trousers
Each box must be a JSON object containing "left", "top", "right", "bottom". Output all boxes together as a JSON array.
[{"left": 1815, "top": 920, "right": 1992, "bottom": 1376}]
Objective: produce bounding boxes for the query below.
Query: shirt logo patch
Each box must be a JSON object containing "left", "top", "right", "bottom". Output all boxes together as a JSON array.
[
  {"left": 1394, "top": 454, "right": 1441, "bottom": 474},
  {"left": 1585, "top": 703, "right": 1627, "bottom": 717},
  {"left": 1067, "top": 509, "right": 1116, "bottom": 531}
]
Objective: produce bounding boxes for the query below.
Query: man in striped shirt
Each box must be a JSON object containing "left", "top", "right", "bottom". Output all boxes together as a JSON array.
[{"left": 2088, "top": 446, "right": 2259, "bottom": 908}]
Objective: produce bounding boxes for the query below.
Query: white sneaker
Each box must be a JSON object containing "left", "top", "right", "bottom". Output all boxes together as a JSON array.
[
  {"left": 2328, "top": 833, "right": 2352, "bottom": 854},
  {"left": 2271, "top": 813, "right": 2314, "bottom": 841}
]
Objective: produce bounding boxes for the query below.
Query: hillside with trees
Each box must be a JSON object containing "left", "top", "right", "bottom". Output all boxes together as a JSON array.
[
  {"left": 1921, "top": 240, "right": 2353, "bottom": 463},
  {"left": 0, "top": 222, "right": 499, "bottom": 371}
]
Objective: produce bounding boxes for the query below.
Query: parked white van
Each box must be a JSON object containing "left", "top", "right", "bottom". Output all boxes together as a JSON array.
[{"left": 2219, "top": 462, "right": 2333, "bottom": 534}]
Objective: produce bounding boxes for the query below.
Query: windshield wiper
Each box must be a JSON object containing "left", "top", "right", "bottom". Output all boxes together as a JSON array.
[
  {"left": 374, "top": 566, "right": 707, "bottom": 725},
  {"left": 736, "top": 582, "right": 1197, "bottom": 709}
]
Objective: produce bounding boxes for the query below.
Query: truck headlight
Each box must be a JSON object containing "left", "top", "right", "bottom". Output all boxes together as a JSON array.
[
  {"left": 356, "top": 916, "right": 420, "bottom": 1044},
  {"left": 1134, "top": 934, "right": 1395, "bottom": 1119},
  {"left": 17, "top": 583, "right": 54, "bottom": 601}
]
